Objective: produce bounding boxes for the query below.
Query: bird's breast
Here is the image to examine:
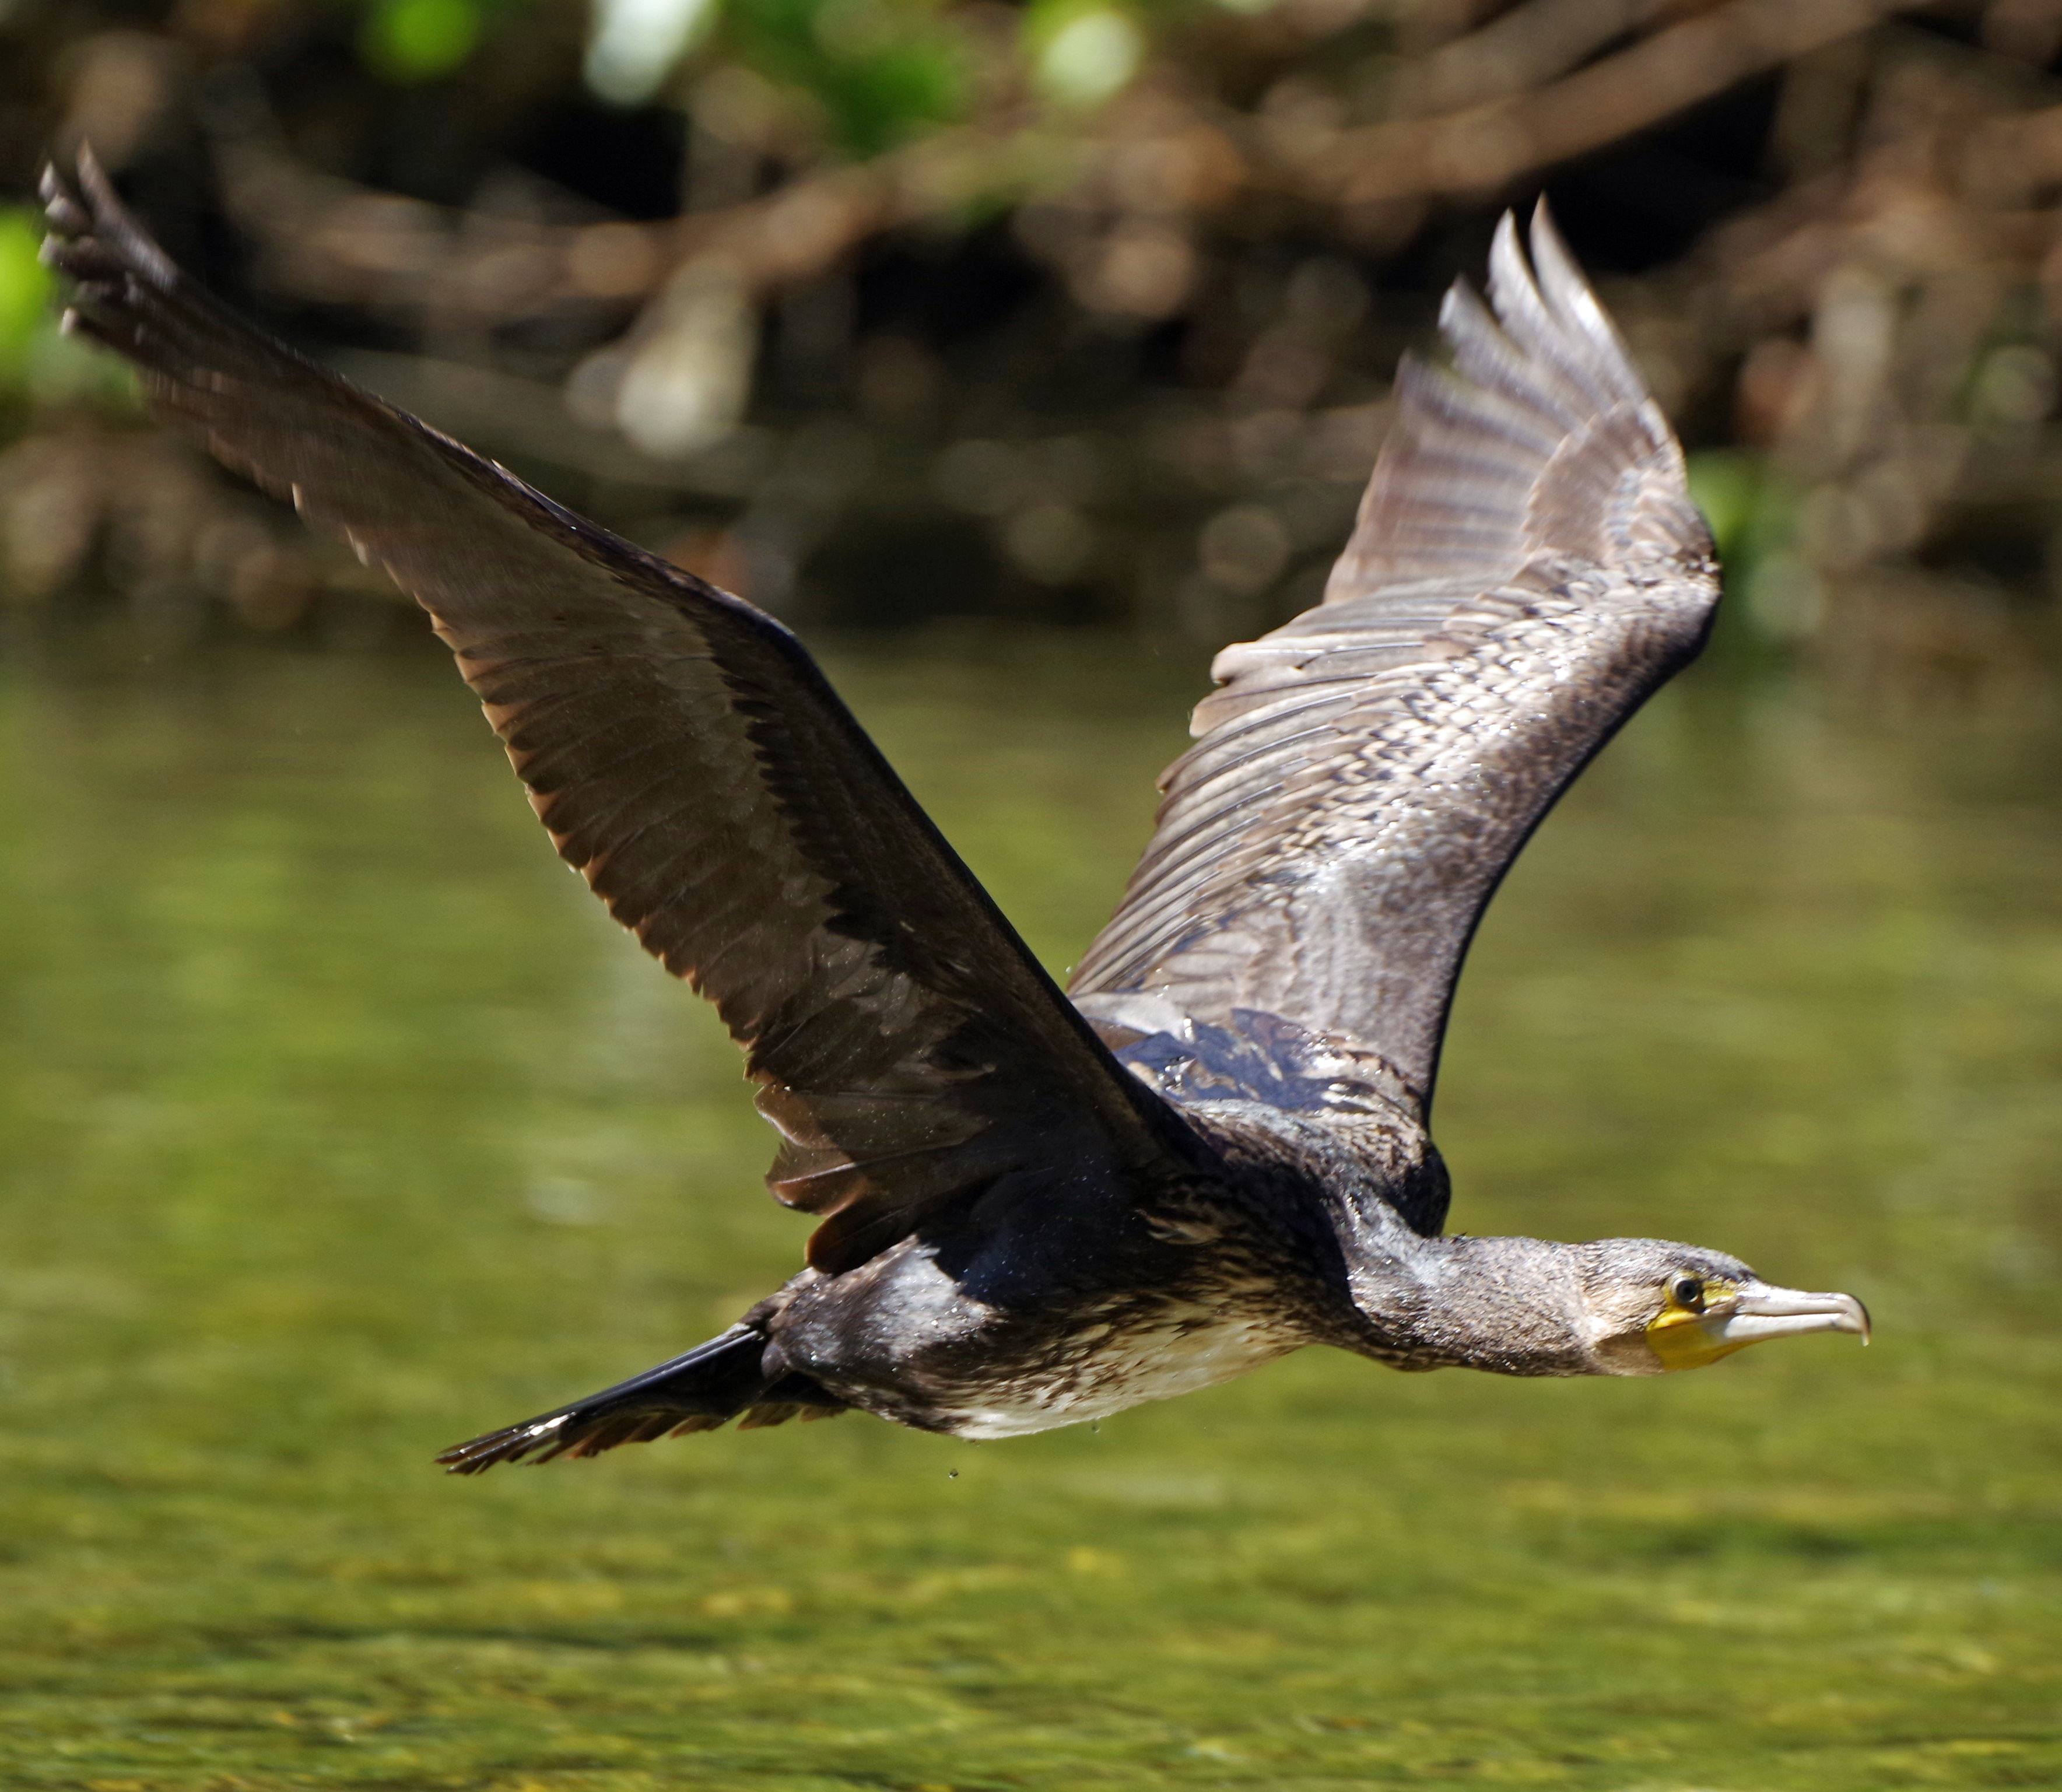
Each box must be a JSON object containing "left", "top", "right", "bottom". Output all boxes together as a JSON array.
[
  {"left": 903, "top": 1294, "right": 1304, "bottom": 1440},
  {"left": 774, "top": 1229, "right": 1310, "bottom": 1440}
]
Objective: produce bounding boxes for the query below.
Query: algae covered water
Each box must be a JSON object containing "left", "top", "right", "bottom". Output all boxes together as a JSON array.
[{"left": 0, "top": 625, "right": 2057, "bottom": 1790}]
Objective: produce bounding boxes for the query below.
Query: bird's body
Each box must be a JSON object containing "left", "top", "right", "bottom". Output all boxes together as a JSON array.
[
  {"left": 38, "top": 152, "right": 1868, "bottom": 1471},
  {"left": 749, "top": 1086, "right": 1428, "bottom": 1439}
]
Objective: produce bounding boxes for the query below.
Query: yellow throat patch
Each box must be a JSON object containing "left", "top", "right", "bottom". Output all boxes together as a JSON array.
[{"left": 1644, "top": 1277, "right": 1748, "bottom": 1372}]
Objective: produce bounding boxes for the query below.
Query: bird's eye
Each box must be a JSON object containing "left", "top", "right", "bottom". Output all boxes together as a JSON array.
[{"left": 1668, "top": 1274, "right": 1705, "bottom": 1310}]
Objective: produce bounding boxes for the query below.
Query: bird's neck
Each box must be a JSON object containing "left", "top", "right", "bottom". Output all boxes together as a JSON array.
[{"left": 1356, "top": 1233, "right": 1597, "bottom": 1376}]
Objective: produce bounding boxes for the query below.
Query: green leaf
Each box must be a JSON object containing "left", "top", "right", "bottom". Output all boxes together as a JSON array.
[
  {"left": 724, "top": 0, "right": 967, "bottom": 156},
  {"left": 0, "top": 206, "right": 54, "bottom": 386},
  {"left": 360, "top": 0, "right": 485, "bottom": 83}
]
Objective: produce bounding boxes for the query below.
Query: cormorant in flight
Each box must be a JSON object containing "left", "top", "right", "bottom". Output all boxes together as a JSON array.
[{"left": 38, "top": 149, "right": 1868, "bottom": 1474}]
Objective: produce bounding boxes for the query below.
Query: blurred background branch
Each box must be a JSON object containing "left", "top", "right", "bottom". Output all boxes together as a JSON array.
[{"left": 5, "top": 0, "right": 2062, "bottom": 689}]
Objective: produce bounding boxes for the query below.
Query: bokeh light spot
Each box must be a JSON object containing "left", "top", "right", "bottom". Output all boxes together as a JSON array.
[
  {"left": 1036, "top": 9, "right": 1142, "bottom": 109},
  {"left": 587, "top": 0, "right": 719, "bottom": 106}
]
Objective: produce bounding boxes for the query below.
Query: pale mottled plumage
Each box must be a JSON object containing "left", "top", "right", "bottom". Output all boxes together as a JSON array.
[
  {"left": 38, "top": 150, "right": 1867, "bottom": 1474},
  {"left": 1072, "top": 215, "right": 1715, "bottom": 1114}
]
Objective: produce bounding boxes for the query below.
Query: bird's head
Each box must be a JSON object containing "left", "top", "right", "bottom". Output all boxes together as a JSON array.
[{"left": 1578, "top": 1239, "right": 1870, "bottom": 1376}]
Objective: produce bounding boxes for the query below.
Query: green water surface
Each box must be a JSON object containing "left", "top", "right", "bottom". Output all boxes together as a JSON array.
[{"left": 0, "top": 626, "right": 2057, "bottom": 1790}]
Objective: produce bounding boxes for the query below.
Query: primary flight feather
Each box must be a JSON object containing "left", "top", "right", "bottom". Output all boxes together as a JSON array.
[{"left": 39, "top": 149, "right": 1866, "bottom": 1471}]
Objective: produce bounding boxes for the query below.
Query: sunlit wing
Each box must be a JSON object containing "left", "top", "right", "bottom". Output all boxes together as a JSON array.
[
  {"left": 1071, "top": 208, "right": 1719, "bottom": 1120},
  {"left": 42, "top": 149, "right": 1197, "bottom": 1272}
]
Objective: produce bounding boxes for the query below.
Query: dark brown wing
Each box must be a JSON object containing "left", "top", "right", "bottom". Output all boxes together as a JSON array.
[
  {"left": 42, "top": 150, "right": 1195, "bottom": 1271},
  {"left": 1071, "top": 208, "right": 1719, "bottom": 1118}
]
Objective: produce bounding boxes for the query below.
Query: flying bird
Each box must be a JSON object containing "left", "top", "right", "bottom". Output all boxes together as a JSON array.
[{"left": 38, "top": 149, "right": 1868, "bottom": 1474}]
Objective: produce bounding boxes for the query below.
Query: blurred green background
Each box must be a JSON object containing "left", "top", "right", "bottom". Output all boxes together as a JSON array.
[{"left": 2, "top": 3, "right": 2061, "bottom": 1790}]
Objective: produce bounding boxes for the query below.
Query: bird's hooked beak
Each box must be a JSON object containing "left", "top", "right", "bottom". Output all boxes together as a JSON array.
[{"left": 1645, "top": 1281, "right": 1871, "bottom": 1372}]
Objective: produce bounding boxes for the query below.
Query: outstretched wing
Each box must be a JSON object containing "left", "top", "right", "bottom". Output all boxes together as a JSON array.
[
  {"left": 1071, "top": 208, "right": 1719, "bottom": 1119},
  {"left": 43, "top": 150, "right": 1196, "bottom": 1272}
]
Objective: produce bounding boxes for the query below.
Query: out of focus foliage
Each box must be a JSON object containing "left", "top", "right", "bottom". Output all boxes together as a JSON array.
[
  {"left": 0, "top": 206, "right": 46, "bottom": 383},
  {"left": 4, "top": 0, "right": 2062, "bottom": 675}
]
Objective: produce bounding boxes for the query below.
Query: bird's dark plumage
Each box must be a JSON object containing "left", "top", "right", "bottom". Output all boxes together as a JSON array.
[
  {"left": 39, "top": 150, "right": 1868, "bottom": 1471},
  {"left": 38, "top": 149, "right": 1195, "bottom": 1279}
]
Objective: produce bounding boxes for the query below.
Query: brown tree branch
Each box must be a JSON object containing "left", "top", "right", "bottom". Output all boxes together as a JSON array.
[{"left": 1309, "top": 0, "right": 1927, "bottom": 205}]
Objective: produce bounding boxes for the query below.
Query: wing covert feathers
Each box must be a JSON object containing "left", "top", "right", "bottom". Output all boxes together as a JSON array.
[
  {"left": 1072, "top": 207, "right": 1719, "bottom": 1118},
  {"left": 43, "top": 149, "right": 1191, "bottom": 1271}
]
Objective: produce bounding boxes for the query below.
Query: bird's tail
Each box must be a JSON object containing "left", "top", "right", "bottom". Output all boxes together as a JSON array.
[{"left": 435, "top": 1324, "right": 846, "bottom": 1474}]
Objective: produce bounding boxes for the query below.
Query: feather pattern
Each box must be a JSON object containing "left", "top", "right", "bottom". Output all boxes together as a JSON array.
[
  {"left": 1071, "top": 209, "right": 1719, "bottom": 1117},
  {"left": 40, "top": 150, "right": 1196, "bottom": 1274}
]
